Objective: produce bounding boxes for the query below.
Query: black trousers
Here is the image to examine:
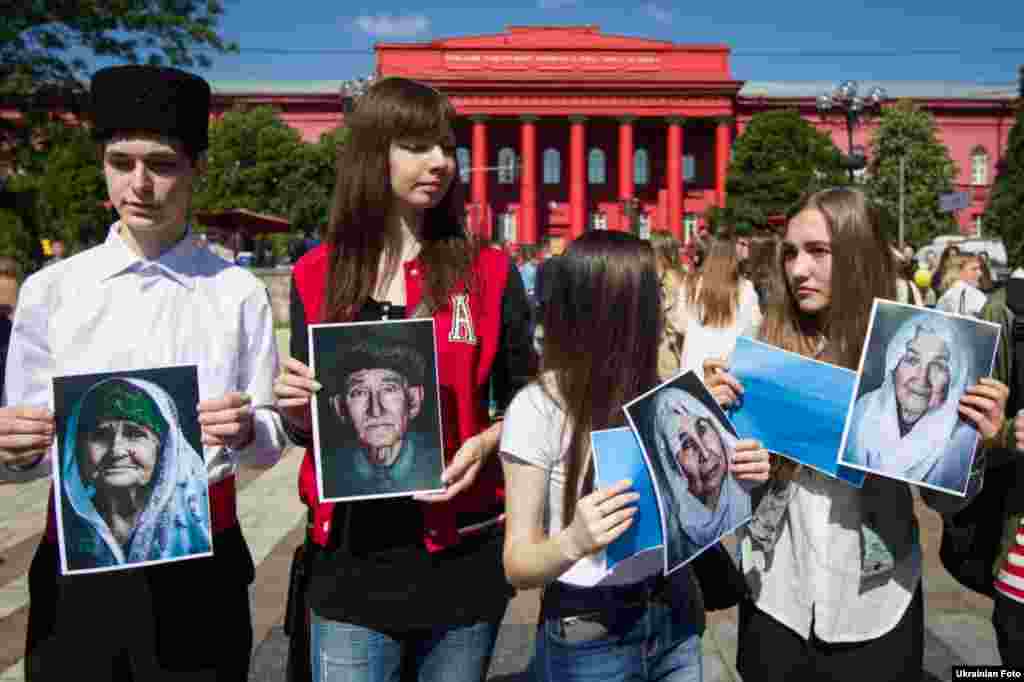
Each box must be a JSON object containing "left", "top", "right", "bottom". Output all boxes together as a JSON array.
[
  {"left": 736, "top": 586, "right": 924, "bottom": 682},
  {"left": 992, "top": 591, "right": 1024, "bottom": 668},
  {"left": 25, "top": 525, "right": 255, "bottom": 682}
]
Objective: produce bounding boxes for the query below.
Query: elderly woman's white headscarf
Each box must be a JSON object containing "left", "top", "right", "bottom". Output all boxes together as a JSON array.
[
  {"left": 647, "top": 387, "right": 750, "bottom": 568},
  {"left": 847, "top": 312, "right": 972, "bottom": 482},
  {"left": 61, "top": 378, "right": 210, "bottom": 567}
]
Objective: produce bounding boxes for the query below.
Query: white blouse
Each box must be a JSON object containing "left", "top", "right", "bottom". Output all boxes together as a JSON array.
[{"left": 739, "top": 468, "right": 922, "bottom": 643}]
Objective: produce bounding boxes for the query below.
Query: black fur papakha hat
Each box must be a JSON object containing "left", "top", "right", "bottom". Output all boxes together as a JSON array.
[{"left": 90, "top": 65, "right": 211, "bottom": 153}]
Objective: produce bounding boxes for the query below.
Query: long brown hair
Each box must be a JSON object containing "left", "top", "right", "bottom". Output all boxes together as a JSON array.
[
  {"left": 760, "top": 187, "right": 896, "bottom": 372},
  {"left": 322, "top": 77, "right": 477, "bottom": 322},
  {"left": 685, "top": 237, "right": 741, "bottom": 327},
  {"left": 540, "top": 231, "right": 661, "bottom": 527},
  {"left": 760, "top": 187, "right": 896, "bottom": 482}
]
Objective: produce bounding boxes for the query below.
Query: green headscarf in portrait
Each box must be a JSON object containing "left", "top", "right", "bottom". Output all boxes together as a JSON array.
[{"left": 79, "top": 380, "right": 169, "bottom": 441}]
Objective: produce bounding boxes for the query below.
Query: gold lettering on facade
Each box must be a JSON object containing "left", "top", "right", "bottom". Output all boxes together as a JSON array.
[{"left": 443, "top": 52, "right": 662, "bottom": 69}]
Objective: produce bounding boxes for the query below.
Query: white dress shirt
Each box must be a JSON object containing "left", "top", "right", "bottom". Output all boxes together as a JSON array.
[
  {"left": 1, "top": 223, "right": 285, "bottom": 484},
  {"left": 739, "top": 468, "right": 922, "bottom": 643}
]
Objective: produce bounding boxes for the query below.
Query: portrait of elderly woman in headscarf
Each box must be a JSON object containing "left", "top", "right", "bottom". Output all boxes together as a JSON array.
[
  {"left": 842, "top": 311, "right": 980, "bottom": 494},
  {"left": 646, "top": 387, "right": 751, "bottom": 572},
  {"left": 60, "top": 378, "right": 211, "bottom": 572}
]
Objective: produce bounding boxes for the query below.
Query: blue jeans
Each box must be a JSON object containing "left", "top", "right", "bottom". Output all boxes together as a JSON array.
[
  {"left": 535, "top": 600, "right": 702, "bottom": 682},
  {"left": 310, "top": 611, "right": 501, "bottom": 682}
]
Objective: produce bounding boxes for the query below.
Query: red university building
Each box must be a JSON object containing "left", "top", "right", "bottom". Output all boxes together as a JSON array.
[{"left": 11, "top": 25, "right": 1017, "bottom": 246}]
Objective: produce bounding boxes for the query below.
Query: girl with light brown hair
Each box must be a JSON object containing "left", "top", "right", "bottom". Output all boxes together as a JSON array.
[
  {"left": 705, "top": 187, "right": 1008, "bottom": 681},
  {"left": 936, "top": 253, "right": 987, "bottom": 316}
]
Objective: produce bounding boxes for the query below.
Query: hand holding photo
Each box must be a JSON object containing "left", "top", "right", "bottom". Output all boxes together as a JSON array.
[
  {"left": 624, "top": 371, "right": 752, "bottom": 576},
  {"left": 727, "top": 336, "right": 865, "bottom": 487},
  {"left": 310, "top": 319, "right": 445, "bottom": 503},
  {"left": 53, "top": 366, "right": 211, "bottom": 575},
  {"left": 839, "top": 300, "right": 1000, "bottom": 496},
  {"left": 577, "top": 427, "right": 663, "bottom": 586}
]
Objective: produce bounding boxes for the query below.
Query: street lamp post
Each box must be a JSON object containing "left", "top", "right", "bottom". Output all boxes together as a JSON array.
[
  {"left": 340, "top": 75, "right": 376, "bottom": 113},
  {"left": 816, "top": 81, "right": 887, "bottom": 182}
]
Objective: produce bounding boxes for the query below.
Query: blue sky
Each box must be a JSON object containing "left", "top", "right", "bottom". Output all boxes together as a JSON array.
[{"left": 122, "top": 1, "right": 1024, "bottom": 85}]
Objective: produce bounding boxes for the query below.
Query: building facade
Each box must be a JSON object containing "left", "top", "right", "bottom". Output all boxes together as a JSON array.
[
  {"left": 213, "top": 26, "right": 1015, "bottom": 243},
  {"left": 8, "top": 25, "right": 1018, "bottom": 245}
]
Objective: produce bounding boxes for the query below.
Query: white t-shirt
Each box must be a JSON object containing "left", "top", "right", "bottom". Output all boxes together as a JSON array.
[
  {"left": 936, "top": 280, "right": 987, "bottom": 317},
  {"left": 500, "top": 380, "right": 659, "bottom": 586},
  {"left": 500, "top": 381, "right": 574, "bottom": 539}
]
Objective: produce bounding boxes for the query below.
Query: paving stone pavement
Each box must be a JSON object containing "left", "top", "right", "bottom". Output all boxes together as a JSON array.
[{"left": 0, "top": 332, "right": 1007, "bottom": 680}]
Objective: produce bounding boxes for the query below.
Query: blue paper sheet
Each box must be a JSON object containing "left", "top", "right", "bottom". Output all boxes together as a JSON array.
[
  {"left": 591, "top": 428, "right": 664, "bottom": 570},
  {"left": 727, "top": 336, "right": 865, "bottom": 487}
]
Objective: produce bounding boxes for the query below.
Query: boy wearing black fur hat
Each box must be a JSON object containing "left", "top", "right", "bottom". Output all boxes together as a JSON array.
[{"left": 0, "top": 65, "right": 285, "bottom": 680}]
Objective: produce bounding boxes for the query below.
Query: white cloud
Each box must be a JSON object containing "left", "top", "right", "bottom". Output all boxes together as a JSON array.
[
  {"left": 353, "top": 13, "right": 430, "bottom": 38},
  {"left": 643, "top": 3, "right": 673, "bottom": 24},
  {"left": 537, "top": 0, "right": 580, "bottom": 8}
]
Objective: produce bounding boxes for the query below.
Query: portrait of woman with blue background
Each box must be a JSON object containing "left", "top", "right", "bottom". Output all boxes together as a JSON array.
[
  {"left": 58, "top": 375, "right": 211, "bottom": 573},
  {"left": 633, "top": 376, "right": 751, "bottom": 574},
  {"left": 842, "top": 303, "right": 999, "bottom": 495}
]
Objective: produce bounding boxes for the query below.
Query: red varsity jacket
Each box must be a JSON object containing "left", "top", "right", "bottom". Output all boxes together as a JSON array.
[{"left": 293, "top": 243, "right": 511, "bottom": 551}]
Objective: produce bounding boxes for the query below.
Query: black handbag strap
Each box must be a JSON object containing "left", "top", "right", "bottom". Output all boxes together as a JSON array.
[{"left": 1006, "top": 279, "right": 1024, "bottom": 418}]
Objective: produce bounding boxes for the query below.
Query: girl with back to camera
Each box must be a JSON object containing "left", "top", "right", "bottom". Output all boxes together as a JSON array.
[
  {"left": 273, "top": 77, "right": 532, "bottom": 682},
  {"left": 499, "top": 231, "right": 770, "bottom": 681},
  {"left": 673, "top": 235, "right": 762, "bottom": 378},
  {"left": 705, "top": 187, "right": 1007, "bottom": 681}
]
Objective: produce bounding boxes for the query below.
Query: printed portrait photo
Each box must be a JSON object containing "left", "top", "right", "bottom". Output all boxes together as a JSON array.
[
  {"left": 624, "top": 371, "right": 752, "bottom": 575},
  {"left": 52, "top": 366, "right": 211, "bottom": 575},
  {"left": 310, "top": 319, "right": 445, "bottom": 502},
  {"left": 839, "top": 300, "right": 1001, "bottom": 496}
]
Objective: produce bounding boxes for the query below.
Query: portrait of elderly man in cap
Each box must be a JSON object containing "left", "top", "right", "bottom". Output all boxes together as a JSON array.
[
  {"left": 57, "top": 372, "right": 211, "bottom": 574},
  {"left": 313, "top": 320, "right": 445, "bottom": 501},
  {"left": 841, "top": 301, "right": 1000, "bottom": 495},
  {"left": 625, "top": 371, "right": 751, "bottom": 574}
]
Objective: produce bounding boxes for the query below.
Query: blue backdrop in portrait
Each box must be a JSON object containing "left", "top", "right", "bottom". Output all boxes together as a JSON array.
[
  {"left": 727, "top": 336, "right": 865, "bottom": 487},
  {"left": 591, "top": 428, "right": 663, "bottom": 572}
]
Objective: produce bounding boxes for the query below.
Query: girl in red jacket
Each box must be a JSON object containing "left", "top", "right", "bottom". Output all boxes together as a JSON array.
[{"left": 273, "top": 77, "right": 532, "bottom": 682}]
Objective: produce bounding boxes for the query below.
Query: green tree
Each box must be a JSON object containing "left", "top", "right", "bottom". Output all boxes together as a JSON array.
[
  {"left": 278, "top": 126, "right": 348, "bottom": 234},
  {"left": 721, "top": 110, "right": 846, "bottom": 232},
  {"left": 985, "top": 106, "right": 1024, "bottom": 267},
  {"left": 866, "top": 101, "right": 959, "bottom": 246},
  {"left": 34, "top": 123, "right": 111, "bottom": 251},
  {"left": 0, "top": 122, "right": 107, "bottom": 269},
  {"left": 0, "top": 180, "right": 43, "bottom": 271},
  {"left": 193, "top": 106, "right": 307, "bottom": 219},
  {"left": 2, "top": 1, "right": 237, "bottom": 165}
]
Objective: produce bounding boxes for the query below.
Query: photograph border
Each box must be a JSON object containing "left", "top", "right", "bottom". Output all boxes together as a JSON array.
[
  {"left": 308, "top": 318, "right": 446, "bottom": 503},
  {"left": 622, "top": 370, "right": 751, "bottom": 576},
  {"left": 836, "top": 298, "right": 1002, "bottom": 497},
  {"left": 51, "top": 364, "right": 212, "bottom": 576}
]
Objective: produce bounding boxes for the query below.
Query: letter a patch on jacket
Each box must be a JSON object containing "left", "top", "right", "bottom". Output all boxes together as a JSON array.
[{"left": 448, "top": 293, "right": 478, "bottom": 345}]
